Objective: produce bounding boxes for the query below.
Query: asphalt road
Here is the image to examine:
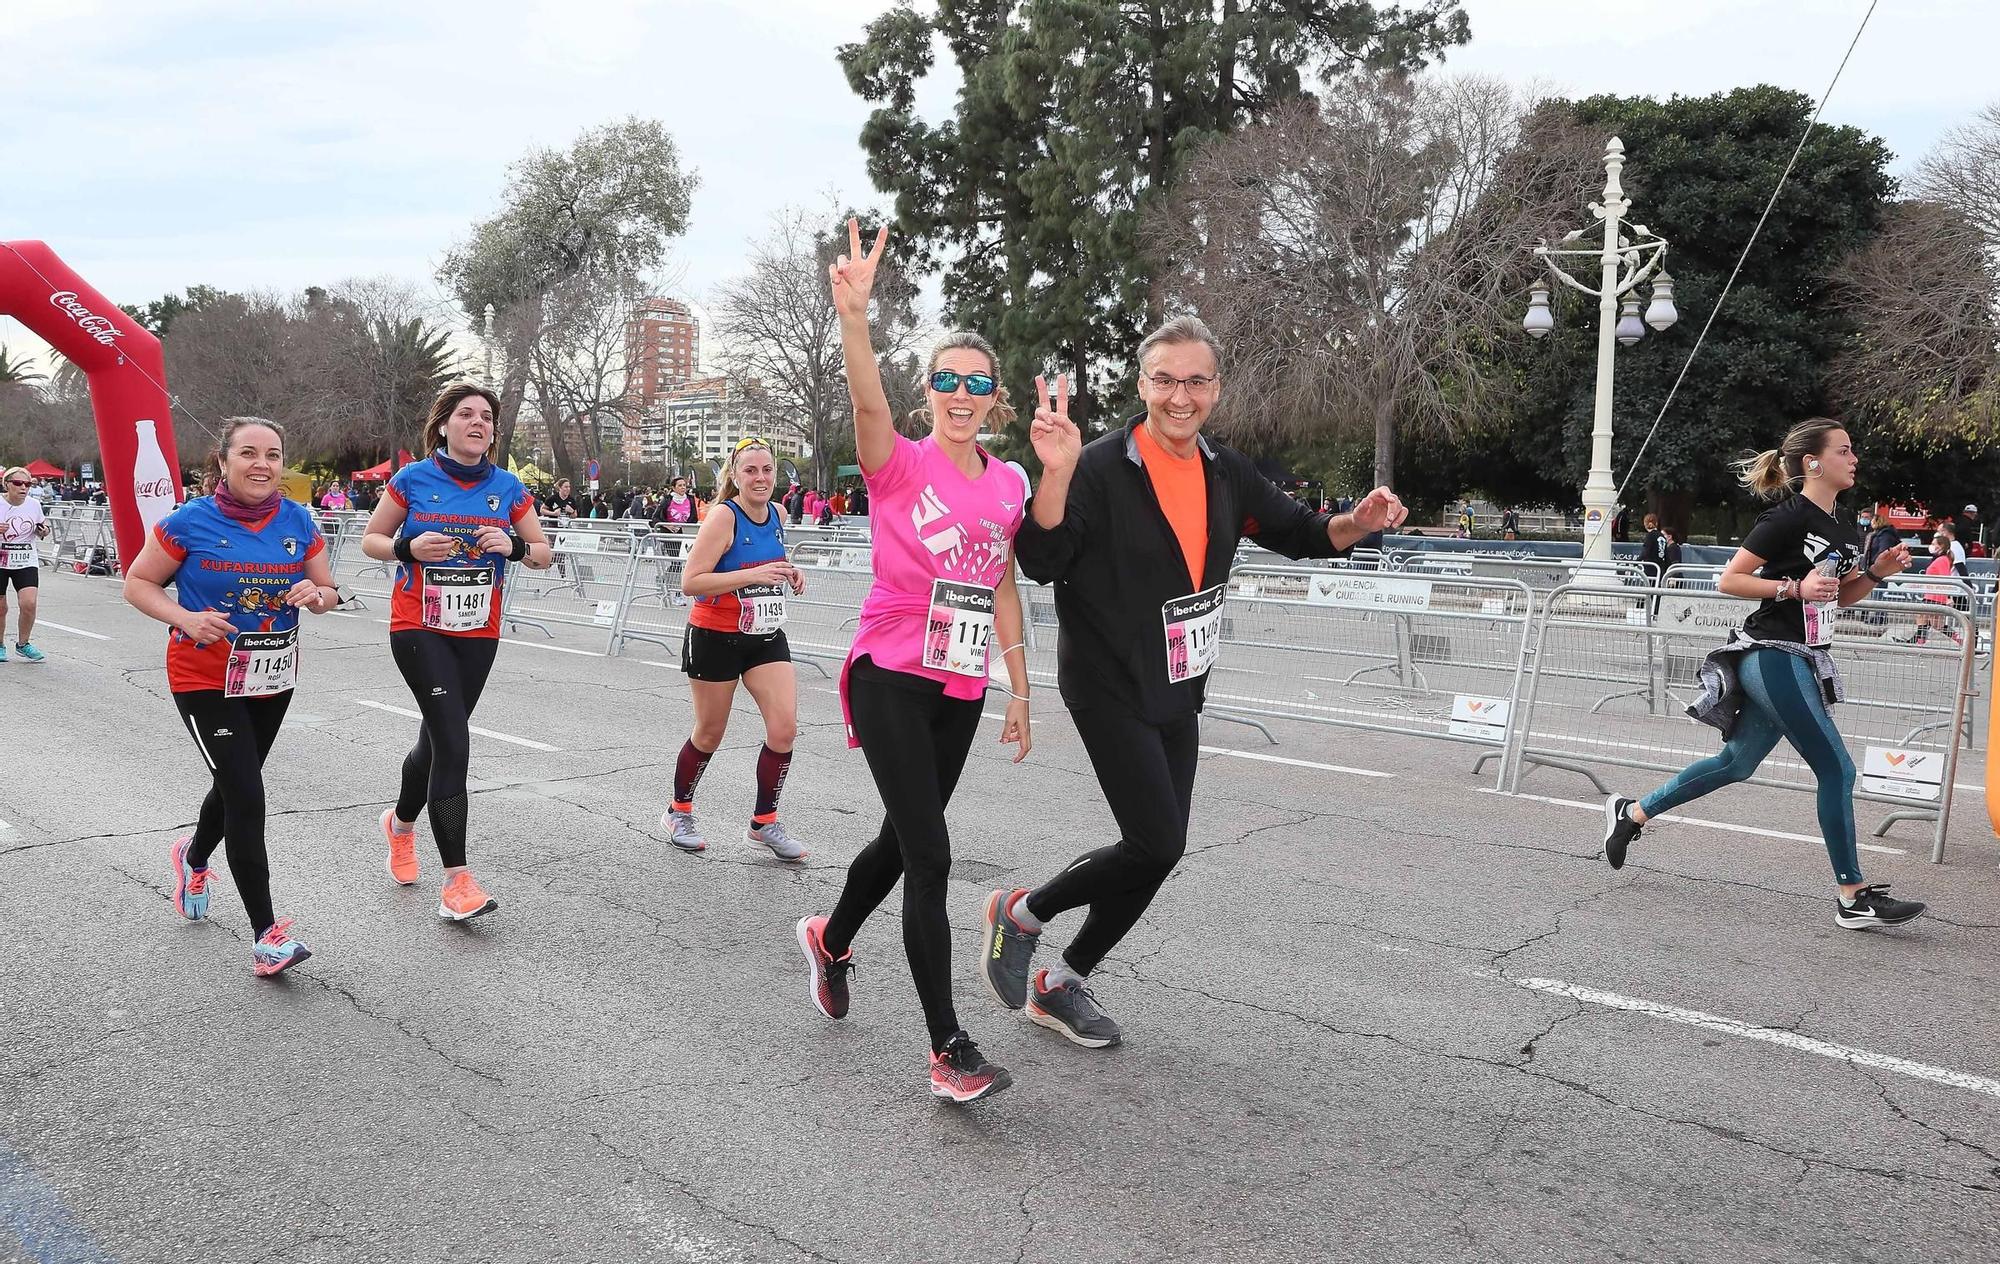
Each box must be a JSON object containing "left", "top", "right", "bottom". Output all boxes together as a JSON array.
[{"left": 3, "top": 565, "right": 1999, "bottom": 1264}]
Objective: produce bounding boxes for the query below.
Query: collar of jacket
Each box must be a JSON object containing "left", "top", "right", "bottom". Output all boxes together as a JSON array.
[{"left": 1121, "top": 414, "right": 1215, "bottom": 466}]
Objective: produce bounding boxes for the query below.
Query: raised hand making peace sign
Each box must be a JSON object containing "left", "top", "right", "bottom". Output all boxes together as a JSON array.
[
  {"left": 829, "top": 217, "right": 889, "bottom": 320},
  {"left": 1030, "top": 374, "right": 1083, "bottom": 477}
]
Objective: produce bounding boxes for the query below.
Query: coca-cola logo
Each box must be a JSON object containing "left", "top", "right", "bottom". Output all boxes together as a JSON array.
[
  {"left": 134, "top": 477, "right": 174, "bottom": 499},
  {"left": 49, "top": 291, "right": 125, "bottom": 347}
]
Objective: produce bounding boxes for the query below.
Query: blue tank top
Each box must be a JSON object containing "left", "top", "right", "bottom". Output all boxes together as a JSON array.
[{"left": 691, "top": 499, "right": 788, "bottom": 632}]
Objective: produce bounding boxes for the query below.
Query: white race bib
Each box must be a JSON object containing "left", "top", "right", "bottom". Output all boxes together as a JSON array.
[
  {"left": 225, "top": 627, "right": 298, "bottom": 698},
  {"left": 0, "top": 542, "right": 33, "bottom": 570},
  {"left": 922, "top": 579, "right": 996, "bottom": 678},
  {"left": 1162, "top": 584, "right": 1227, "bottom": 683},
  {"left": 1803, "top": 598, "right": 1836, "bottom": 648},
  {"left": 737, "top": 582, "right": 789, "bottom": 635},
  {"left": 422, "top": 566, "right": 494, "bottom": 632}
]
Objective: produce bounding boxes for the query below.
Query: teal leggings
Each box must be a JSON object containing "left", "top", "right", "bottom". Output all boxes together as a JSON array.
[{"left": 1639, "top": 647, "right": 1861, "bottom": 884}]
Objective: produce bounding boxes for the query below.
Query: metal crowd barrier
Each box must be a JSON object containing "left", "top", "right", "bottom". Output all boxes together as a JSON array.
[
  {"left": 1504, "top": 583, "right": 1979, "bottom": 863},
  {"left": 1197, "top": 565, "right": 1536, "bottom": 771}
]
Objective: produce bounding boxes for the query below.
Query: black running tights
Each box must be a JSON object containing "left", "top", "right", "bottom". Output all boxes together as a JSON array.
[
  {"left": 824, "top": 657, "right": 984, "bottom": 1052},
  {"left": 1025, "top": 705, "right": 1200, "bottom": 976},
  {"left": 390, "top": 630, "right": 498, "bottom": 868},
  {"left": 175, "top": 689, "right": 293, "bottom": 936}
]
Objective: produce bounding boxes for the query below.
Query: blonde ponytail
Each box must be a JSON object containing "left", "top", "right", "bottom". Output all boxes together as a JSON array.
[
  {"left": 1734, "top": 448, "right": 1793, "bottom": 499},
  {"left": 1734, "top": 418, "right": 1845, "bottom": 501}
]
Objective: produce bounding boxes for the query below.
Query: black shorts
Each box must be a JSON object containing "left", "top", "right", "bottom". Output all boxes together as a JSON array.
[
  {"left": 682, "top": 625, "right": 790, "bottom": 682},
  {"left": 0, "top": 566, "right": 37, "bottom": 593}
]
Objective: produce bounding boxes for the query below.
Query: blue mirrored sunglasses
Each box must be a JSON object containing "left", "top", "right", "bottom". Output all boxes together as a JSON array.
[{"left": 929, "top": 370, "right": 996, "bottom": 397}]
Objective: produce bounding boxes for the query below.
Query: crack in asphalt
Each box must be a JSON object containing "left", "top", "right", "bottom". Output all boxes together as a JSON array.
[{"left": 587, "top": 1129, "right": 850, "bottom": 1264}]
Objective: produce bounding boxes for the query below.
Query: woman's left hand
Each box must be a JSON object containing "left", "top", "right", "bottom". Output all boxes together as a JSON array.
[
  {"left": 1871, "top": 543, "right": 1913, "bottom": 580},
  {"left": 284, "top": 580, "right": 331, "bottom": 612},
  {"left": 1000, "top": 696, "right": 1032, "bottom": 763}
]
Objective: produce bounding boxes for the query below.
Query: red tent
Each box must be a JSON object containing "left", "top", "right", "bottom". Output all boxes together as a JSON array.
[
  {"left": 350, "top": 458, "right": 392, "bottom": 482},
  {"left": 23, "top": 459, "right": 64, "bottom": 480}
]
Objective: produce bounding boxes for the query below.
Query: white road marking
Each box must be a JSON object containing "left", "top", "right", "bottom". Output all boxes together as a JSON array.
[
  {"left": 501, "top": 637, "right": 601, "bottom": 657},
  {"left": 1200, "top": 746, "right": 1394, "bottom": 778},
  {"left": 351, "top": 699, "right": 561, "bottom": 751},
  {"left": 35, "top": 620, "right": 110, "bottom": 641},
  {"left": 1516, "top": 977, "right": 2000, "bottom": 1101},
  {"left": 1478, "top": 787, "right": 1907, "bottom": 856}
]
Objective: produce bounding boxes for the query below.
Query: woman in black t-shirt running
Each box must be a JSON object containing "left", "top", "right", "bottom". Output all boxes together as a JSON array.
[{"left": 1600, "top": 419, "right": 1923, "bottom": 929}]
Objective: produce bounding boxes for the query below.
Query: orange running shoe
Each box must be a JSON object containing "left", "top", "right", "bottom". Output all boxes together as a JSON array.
[
  {"left": 382, "top": 809, "right": 419, "bottom": 886},
  {"left": 439, "top": 871, "right": 499, "bottom": 922}
]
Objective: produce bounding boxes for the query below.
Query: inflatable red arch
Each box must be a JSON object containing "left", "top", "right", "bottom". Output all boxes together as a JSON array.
[{"left": 1, "top": 240, "right": 182, "bottom": 572}]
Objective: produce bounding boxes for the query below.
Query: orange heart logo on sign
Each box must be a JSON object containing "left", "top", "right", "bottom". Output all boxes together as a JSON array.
[{"left": 1886, "top": 753, "right": 1907, "bottom": 767}]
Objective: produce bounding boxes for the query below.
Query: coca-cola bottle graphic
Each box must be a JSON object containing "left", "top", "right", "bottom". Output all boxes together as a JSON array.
[{"left": 132, "top": 419, "right": 177, "bottom": 531}]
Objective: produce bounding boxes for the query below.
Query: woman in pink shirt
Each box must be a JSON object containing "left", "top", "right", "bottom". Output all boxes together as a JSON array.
[{"left": 794, "top": 221, "right": 1034, "bottom": 1103}]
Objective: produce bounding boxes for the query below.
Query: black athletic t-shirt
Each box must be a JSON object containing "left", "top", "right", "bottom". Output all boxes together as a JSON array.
[{"left": 1738, "top": 495, "right": 1861, "bottom": 643}]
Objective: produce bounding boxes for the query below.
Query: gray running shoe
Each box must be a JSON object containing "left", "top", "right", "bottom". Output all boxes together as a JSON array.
[
  {"left": 747, "top": 820, "right": 807, "bottom": 862},
  {"left": 660, "top": 808, "right": 707, "bottom": 853},
  {"left": 981, "top": 888, "right": 1039, "bottom": 1010},
  {"left": 1025, "top": 970, "right": 1122, "bottom": 1048}
]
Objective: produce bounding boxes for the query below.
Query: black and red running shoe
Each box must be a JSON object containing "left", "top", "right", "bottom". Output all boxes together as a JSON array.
[
  {"left": 928, "top": 1032, "right": 1012, "bottom": 1103},
  {"left": 795, "top": 914, "right": 854, "bottom": 1019}
]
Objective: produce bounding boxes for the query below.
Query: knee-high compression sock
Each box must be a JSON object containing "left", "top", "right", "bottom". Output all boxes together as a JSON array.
[
  {"left": 751, "top": 744, "right": 792, "bottom": 825},
  {"left": 673, "top": 740, "right": 714, "bottom": 813}
]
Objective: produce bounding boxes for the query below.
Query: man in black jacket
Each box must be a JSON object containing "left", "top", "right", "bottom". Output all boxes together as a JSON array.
[{"left": 980, "top": 315, "right": 1407, "bottom": 1047}]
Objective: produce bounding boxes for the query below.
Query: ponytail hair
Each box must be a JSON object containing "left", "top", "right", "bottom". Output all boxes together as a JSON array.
[{"left": 1734, "top": 417, "right": 1845, "bottom": 500}]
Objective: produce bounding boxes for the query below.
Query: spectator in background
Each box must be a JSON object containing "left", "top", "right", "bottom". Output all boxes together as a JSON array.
[
  {"left": 1955, "top": 504, "right": 1984, "bottom": 557},
  {"left": 830, "top": 489, "right": 847, "bottom": 516},
  {"left": 1499, "top": 506, "right": 1519, "bottom": 537},
  {"left": 320, "top": 481, "right": 351, "bottom": 511},
  {"left": 848, "top": 481, "right": 869, "bottom": 517},
  {"left": 1861, "top": 509, "right": 1903, "bottom": 570},
  {"left": 1936, "top": 520, "right": 1967, "bottom": 569},
  {"left": 1662, "top": 527, "right": 1684, "bottom": 572},
  {"left": 542, "top": 478, "right": 582, "bottom": 519},
  {"left": 1611, "top": 505, "right": 1631, "bottom": 543},
  {"left": 783, "top": 481, "right": 805, "bottom": 525},
  {"left": 1639, "top": 513, "right": 1667, "bottom": 584},
  {"left": 1456, "top": 501, "right": 1474, "bottom": 537}
]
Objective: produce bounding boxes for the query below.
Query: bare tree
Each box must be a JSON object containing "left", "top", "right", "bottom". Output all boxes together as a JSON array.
[
  {"left": 1913, "top": 102, "right": 2000, "bottom": 248},
  {"left": 1827, "top": 199, "right": 2000, "bottom": 437},
  {"left": 525, "top": 268, "right": 648, "bottom": 481},
  {"left": 709, "top": 208, "right": 922, "bottom": 487},
  {"left": 1145, "top": 72, "right": 1596, "bottom": 485}
]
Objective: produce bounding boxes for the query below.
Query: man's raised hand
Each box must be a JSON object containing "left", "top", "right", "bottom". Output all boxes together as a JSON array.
[
  {"left": 1029, "top": 374, "right": 1082, "bottom": 476},
  {"left": 828, "top": 217, "right": 889, "bottom": 320}
]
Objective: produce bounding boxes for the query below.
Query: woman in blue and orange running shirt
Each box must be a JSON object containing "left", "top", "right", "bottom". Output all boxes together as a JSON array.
[
  {"left": 124, "top": 417, "right": 339, "bottom": 977},
  {"left": 361, "top": 383, "right": 551, "bottom": 923}
]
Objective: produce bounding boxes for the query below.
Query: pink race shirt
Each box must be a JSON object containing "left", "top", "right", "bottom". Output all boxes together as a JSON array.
[{"left": 840, "top": 434, "right": 1028, "bottom": 746}]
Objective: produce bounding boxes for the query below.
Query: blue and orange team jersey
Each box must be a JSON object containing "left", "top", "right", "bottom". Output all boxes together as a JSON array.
[
  {"left": 386, "top": 458, "right": 533, "bottom": 638},
  {"left": 154, "top": 497, "right": 325, "bottom": 694}
]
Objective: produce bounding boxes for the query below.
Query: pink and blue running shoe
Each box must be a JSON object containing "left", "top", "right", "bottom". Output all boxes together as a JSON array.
[
  {"left": 251, "top": 919, "right": 311, "bottom": 977},
  {"left": 170, "top": 836, "right": 210, "bottom": 921}
]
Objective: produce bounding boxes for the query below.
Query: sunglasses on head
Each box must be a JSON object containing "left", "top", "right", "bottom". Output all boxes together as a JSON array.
[
  {"left": 929, "top": 370, "right": 996, "bottom": 397},
  {"left": 733, "top": 436, "right": 771, "bottom": 453}
]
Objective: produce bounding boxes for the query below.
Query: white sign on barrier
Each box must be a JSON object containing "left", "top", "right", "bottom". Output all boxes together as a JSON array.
[
  {"left": 592, "top": 600, "right": 619, "bottom": 627},
  {"left": 555, "top": 532, "right": 601, "bottom": 554},
  {"left": 1657, "top": 593, "right": 1742, "bottom": 634},
  {"left": 1861, "top": 746, "right": 1944, "bottom": 803},
  {"left": 1481, "top": 598, "right": 1505, "bottom": 615},
  {"left": 1625, "top": 607, "right": 1649, "bottom": 625},
  {"left": 1307, "top": 573, "right": 1433, "bottom": 611},
  {"left": 1448, "top": 695, "right": 1510, "bottom": 743}
]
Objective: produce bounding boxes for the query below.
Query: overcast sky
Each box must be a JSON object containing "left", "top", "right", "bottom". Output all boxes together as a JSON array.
[{"left": 4, "top": 0, "right": 1992, "bottom": 371}]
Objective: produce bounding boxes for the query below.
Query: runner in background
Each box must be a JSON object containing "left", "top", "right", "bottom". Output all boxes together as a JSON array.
[
  {"left": 665, "top": 437, "right": 808, "bottom": 861},
  {"left": 122, "top": 419, "right": 338, "bottom": 975},
  {"left": 0, "top": 467, "right": 51, "bottom": 662},
  {"left": 362, "top": 383, "right": 551, "bottom": 923},
  {"left": 796, "top": 221, "right": 1033, "bottom": 1103},
  {"left": 1601, "top": 419, "right": 1924, "bottom": 929},
  {"left": 982, "top": 315, "right": 1406, "bottom": 1049}
]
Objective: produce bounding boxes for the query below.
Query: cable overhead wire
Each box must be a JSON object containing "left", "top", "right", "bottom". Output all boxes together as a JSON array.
[{"left": 1614, "top": 0, "right": 1880, "bottom": 504}]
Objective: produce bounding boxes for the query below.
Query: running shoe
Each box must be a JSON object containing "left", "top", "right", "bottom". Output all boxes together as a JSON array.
[
  {"left": 381, "top": 809, "right": 418, "bottom": 886},
  {"left": 1835, "top": 884, "right": 1927, "bottom": 930},
  {"left": 13, "top": 643, "right": 42, "bottom": 663},
  {"left": 251, "top": 919, "right": 312, "bottom": 976},
  {"left": 1025, "top": 969, "right": 1123, "bottom": 1048},
  {"left": 981, "top": 888, "right": 1040, "bottom": 1010},
  {"left": 747, "top": 820, "right": 807, "bottom": 862},
  {"left": 660, "top": 808, "right": 707, "bottom": 853},
  {"left": 928, "top": 1032, "right": 1012, "bottom": 1103},
  {"left": 170, "top": 835, "right": 210, "bottom": 921},
  {"left": 795, "top": 915, "right": 854, "bottom": 1019},
  {"left": 1602, "top": 796, "right": 1642, "bottom": 870},
  {"left": 439, "top": 871, "right": 499, "bottom": 922},
  {"left": 0, "top": 644, "right": 9, "bottom": 662}
]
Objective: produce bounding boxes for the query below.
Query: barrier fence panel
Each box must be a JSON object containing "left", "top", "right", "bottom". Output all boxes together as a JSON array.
[
  {"left": 1188, "top": 565, "right": 1535, "bottom": 774},
  {"left": 1504, "top": 583, "right": 1979, "bottom": 863}
]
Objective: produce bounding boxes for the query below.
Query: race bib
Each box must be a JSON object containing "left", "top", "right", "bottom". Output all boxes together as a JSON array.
[
  {"left": 0, "top": 542, "right": 33, "bottom": 570},
  {"left": 1163, "top": 584, "right": 1227, "bottom": 683},
  {"left": 422, "top": 566, "right": 494, "bottom": 632},
  {"left": 1803, "top": 598, "right": 1836, "bottom": 648},
  {"left": 225, "top": 627, "right": 298, "bottom": 698},
  {"left": 922, "top": 579, "right": 996, "bottom": 678},
  {"left": 737, "top": 582, "right": 788, "bottom": 635}
]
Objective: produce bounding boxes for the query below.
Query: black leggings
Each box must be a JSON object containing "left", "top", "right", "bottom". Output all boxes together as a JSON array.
[
  {"left": 174, "top": 689, "right": 294, "bottom": 935},
  {"left": 390, "top": 630, "right": 499, "bottom": 868},
  {"left": 824, "top": 657, "right": 984, "bottom": 1052},
  {"left": 1025, "top": 706, "right": 1200, "bottom": 975}
]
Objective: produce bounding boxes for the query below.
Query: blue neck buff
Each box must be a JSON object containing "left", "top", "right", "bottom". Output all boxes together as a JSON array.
[{"left": 434, "top": 447, "right": 491, "bottom": 482}]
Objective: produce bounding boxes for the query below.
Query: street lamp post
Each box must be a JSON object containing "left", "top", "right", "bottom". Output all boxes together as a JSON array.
[{"left": 1523, "top": 136, "right": 1678, "bottom": 568}]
